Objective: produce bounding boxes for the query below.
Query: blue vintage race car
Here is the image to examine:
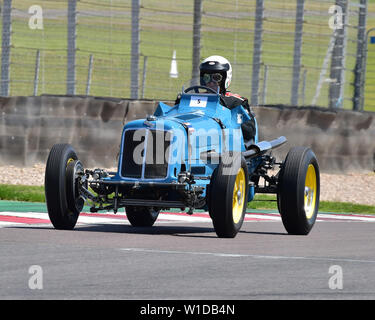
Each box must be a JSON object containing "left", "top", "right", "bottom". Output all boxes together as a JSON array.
[{"left": 45, "top": 85, "right": 320, "bottom": 238}]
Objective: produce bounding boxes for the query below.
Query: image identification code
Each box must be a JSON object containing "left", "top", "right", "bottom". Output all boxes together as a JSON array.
[{"left": 139, "top": 303, "right": 235, "bottom": 317}]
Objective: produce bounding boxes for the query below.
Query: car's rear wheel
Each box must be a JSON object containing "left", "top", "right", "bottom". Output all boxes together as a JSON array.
[
  {"left": 125, "top": 206, "right": 160, "bottom": 227},
  {"left": 277, "top": 147, "right": 320, "bottom": 235},
  {"left": 209, "top": 152, "right": 249, "bottom": 238},
  {"left": 45, "top": 144, "right": 84, "bottom": 230}
]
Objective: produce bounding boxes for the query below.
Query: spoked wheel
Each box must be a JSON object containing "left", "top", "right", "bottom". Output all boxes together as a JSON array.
[
  {"left": 277, "top": 147, "right": 320, "bottom": 235},
  {"left": 45, "top": 144, "right": 84, "bottom": 230},
  {"left": 209, "top": 152, "right": 249, "bottom": 238},
  {"left": 125, "top": 206, "right": 160, "bottom": 227}
]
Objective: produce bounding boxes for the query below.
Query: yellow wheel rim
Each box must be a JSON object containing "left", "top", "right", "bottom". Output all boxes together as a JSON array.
[
  {"left": 67, "top": 158, "right": 75, "bottom": 166},
  {"left": 232, "top": 167, "right": 246, "bottom": 224},
  {"left": 304, "top": 164, "right": 317, "bottom": 219}
]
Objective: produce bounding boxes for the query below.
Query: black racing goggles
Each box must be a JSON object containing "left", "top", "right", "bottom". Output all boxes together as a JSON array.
[{"left": 201, "top": 73, "right": 223, "bottom": 84}]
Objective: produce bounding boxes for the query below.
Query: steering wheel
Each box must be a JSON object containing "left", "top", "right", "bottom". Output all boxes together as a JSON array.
[{"left": 183, "top": 85, "right": 228, "bottom": 108}]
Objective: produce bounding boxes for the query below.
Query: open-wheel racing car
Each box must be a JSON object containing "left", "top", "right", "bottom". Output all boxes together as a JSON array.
[{"left": 45, "top": 85, "right": 320, "bottom": 238}]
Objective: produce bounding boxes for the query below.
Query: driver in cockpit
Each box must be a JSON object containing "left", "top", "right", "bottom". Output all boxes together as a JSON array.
[{"left": 199, "top": 55, "right": 256, "bottom": 143}]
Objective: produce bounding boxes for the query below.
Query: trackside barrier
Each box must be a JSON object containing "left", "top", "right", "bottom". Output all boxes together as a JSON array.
[{"left": 0, "top": 95, "right": 374, "bottom": 172}]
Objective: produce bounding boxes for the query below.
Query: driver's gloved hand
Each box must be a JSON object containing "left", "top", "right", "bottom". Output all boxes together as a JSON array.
[{"left": 241, "top": 118, "right": 256, "bottom": 142}]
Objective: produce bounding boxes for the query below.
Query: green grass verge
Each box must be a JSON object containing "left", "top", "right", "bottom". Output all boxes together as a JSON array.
[
  {"left": 0, "top": 185, "right": 45, "bottom": 203},
  {"left": 249, "top": 194, "right": 375, "bottom": 215},
  {"left": 1, "top": 184, "right": 374, "bottom": 215}
]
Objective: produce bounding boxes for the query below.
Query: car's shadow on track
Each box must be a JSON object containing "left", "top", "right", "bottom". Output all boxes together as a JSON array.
[
  {"left": 82, "top": 225, "right": 287, "bottom": 237},
  {"left": 12, "top": 224, "right": 216, "bottom": 236},
  {"left": 174, "top": 230, "right": 287, "bottom": 238},
  {"left": 75, "top": 224, "right": 216, "bottom": 236},
  {"left": 11, "top": 223, "right": 287, "bottom": 237}
]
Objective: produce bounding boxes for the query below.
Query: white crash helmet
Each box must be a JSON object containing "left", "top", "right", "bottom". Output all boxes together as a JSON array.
[{"left": 199, "top": 55, "right": 232, "bottom": 92}]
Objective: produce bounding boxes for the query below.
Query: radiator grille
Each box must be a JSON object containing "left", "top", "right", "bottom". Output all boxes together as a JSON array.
[
  {"left": 121, "top": 129, "right": 144, "bottom": 178},
  {"left": 121, "top": 129, "right": 171, "bottom": 179}
]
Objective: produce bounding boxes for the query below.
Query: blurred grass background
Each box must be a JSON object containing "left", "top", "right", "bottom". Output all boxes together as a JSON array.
[{"left": 0, "top": 0, "right": 374, "bottom": 110}]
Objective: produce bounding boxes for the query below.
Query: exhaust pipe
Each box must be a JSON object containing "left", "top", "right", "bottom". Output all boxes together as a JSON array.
[{"left": 243, "top": 136, "right": 287, "bottom": 159}]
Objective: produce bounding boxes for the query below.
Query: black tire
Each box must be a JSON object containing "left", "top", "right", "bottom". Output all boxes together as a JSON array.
[
  {"left": 45, "top": 144, "right": 83, "bottom": 230},
  {"left": 277, "top": 147, "right": 320, "bottom": 235},
  {"left": 125, "top": 206, "right": 160, "bottom": 227},
  {"left": 209, "top": 152, "right": 249, "bottom": 238}
]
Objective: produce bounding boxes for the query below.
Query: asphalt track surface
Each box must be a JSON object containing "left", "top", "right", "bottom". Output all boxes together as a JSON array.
[{"left": 1, "top": 201, "right": 375, "bottom": 300}]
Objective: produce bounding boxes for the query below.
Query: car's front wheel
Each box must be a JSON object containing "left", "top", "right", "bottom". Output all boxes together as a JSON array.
[
  {"left": 209, "top": 152, "right": 249, "bottom": 238},
  {"left": 45, "top": 144, "right": 84, "bottom": 230}
]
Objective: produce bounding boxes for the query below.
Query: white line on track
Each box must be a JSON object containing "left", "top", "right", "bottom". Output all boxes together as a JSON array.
[
  {"left": 1, "top": 211, "right": 375, "bottom": 229},
  {"left": 317, "top": 213, "right": 375, "bottom": 222},
  {"left": 0, "top": 211, "right": 49, "bottom": 219},
  {"left": 119, "top": 248, "right": 375, "bottom": 264},
  {"left": 0, "top": 221, "right": 22, "bottom": 227}
]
